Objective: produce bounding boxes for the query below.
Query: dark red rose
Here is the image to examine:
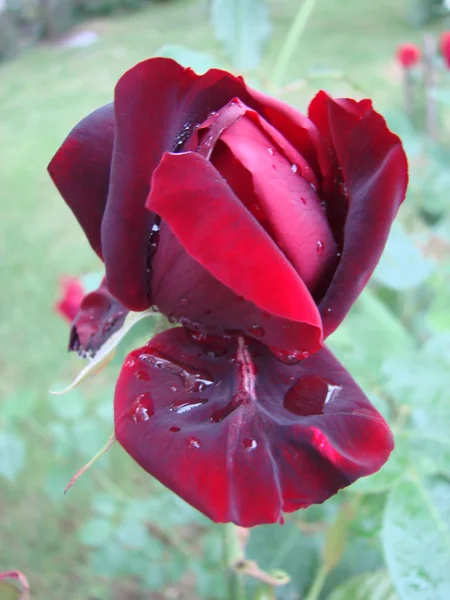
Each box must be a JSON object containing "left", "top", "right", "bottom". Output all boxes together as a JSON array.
[
  {"left": 49, "top": 58, "right": 407, "bottom": 525},
  {"left": 55, "top": 276, "right": 85, "bottom": 322},
  {"left": 396, "top": 43, "right": 421, "bottom": 68},
  {"left": 440, "top": 32, "right": 450, "bottom": 68}
]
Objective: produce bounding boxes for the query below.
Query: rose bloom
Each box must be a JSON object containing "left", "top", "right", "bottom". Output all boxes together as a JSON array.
[
  {"left": 55, "top": 276, "right": 85, "bottom": 322},
  {"left": 396, "top": 42, "right": 421, "bottom": 68},
  {"left": 49, "top": 58, "right": 407, "bottom": 526}
]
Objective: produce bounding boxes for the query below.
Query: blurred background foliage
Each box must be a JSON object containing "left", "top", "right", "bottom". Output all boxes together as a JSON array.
[{"left": 1, "top": 0, "right": 450, "bottom": 599}]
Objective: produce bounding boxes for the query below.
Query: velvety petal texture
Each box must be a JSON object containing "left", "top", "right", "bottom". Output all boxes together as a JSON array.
[
  {"left": 114, "top": 328, "right": 393, "bottom": 526},
  {"left": 49, "top": 58, "right": 407, "bottom": 526},
  {"left": 48, "top": 104, "right": 114, "bottom": 259},
  {"left": 308, "top": 92, "right": 408, "bottom": 335},
  {"left": 69, "top": 280, "right": 128, "bottom": 356}
]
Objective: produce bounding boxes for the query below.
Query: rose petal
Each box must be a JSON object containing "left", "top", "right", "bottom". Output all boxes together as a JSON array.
[
  {"left": 48, "top": 104, "right": 114, "bottom": 259},
  {"left": 309, "top": 93, "right": 408, "bottom": 336},
  {"left": 214, "top": 102, "right": 337, "bottom": 292},
  {"left": 151, "top": 222, "right": 322, "bottom": 353},
  {"left": 69, "top": 279, "right": 128, "bottom": 356},
  {"left": 147, "top": 151, "right": 322, "bottom": 336},
  {"left": 102, "top": 59, "right": 279, "bottom": 310},
  {"left": 114, "top": 328, "right": 393, "bottom": 526}
]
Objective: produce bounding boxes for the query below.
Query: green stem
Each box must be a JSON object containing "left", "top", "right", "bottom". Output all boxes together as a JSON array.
[
  {"left": 304, "top": 564, "right": 328, "bottom": 600},
  {"left": 271, "top": 0, "right": 319, "bottom": 91},
  {"left": 222, "top": 524, "right": 247, "bottom": 600}
]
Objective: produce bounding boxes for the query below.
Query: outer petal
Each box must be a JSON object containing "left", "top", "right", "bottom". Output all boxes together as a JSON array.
[
  {"left": 69, "top": 279, "right": 128, "bottom": 356},
  {"left": 102, "top": 59, "right": 281, "bottom": 310},
  {"left": 309, "top": 93, "right": 408, "bottom": 336},
  {"left": 114, "top": 328, "right": 393, "bottom": 527},
  {"left": 147, "top": 151, "right": 322, "bottom": 332},
  {"left": 151, "top": 222, "right": 321, "bottom": 353},
  {"left": 48, "top": 104, "right": 114, "bottom": 259}
]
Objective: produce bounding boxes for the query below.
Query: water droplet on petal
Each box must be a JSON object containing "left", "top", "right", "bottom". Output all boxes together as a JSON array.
[
  {"left": 151, "top": 305, "right": 159, "bottom": 313},
  {"left": 135, "top": 369, "right": 150, "bottom": 381},
  {"left": 284, "top": 376, "right": 338, "bottom": 416},
  {"left": 291, "top": 164, "right": 298, "bottom": 174},
  {"left": 188, "top": 437, "right": 201, "bottom": 449},
  {"left": 169, "top": 426, "right": 181, "bottom": 432},
  {"left": 169, "top": 385, "right": 178, "bottom": 392},
  {"left": 271, "top": 348, "right": 309, "bottom": 365},
  {"left": 169, "top": 398, "right": 207, "bottom": 414},
  {"left": 248, "top": 325, "right": 265, "bottom": 338},
  {"left": 324, "top": 307, "right": 332, "bottom": 315},
  {"left": 242, "top": 438, "right": 257, "bottom": 451},
  {"left": 125, "top": 358, "right": 137, "bottom": 368},
  {"left": 310, "top": 183, "right": 317, "bottom": 192},
  {"left": 267, "top": 147, "right": 275, "bottom": 156},
  {"left": 138, "top": 349, "right": 214, "bottom": 393},
  {"left": 180, "top": 297, "right": 188, "bottom": 307},
  {"left": 168, "top": 314, "right": 178, "bottom": 324},
  {"left": 129, "top": 392, "right": 154, "bottom": 423},
  {"left": 300, "top": 197, "right": 307, "bottom": 205},
  {"left": 316, "top": 240, "right": 324, "bottom": 254}
]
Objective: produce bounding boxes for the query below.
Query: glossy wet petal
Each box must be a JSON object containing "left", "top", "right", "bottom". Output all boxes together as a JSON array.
[
  {"left": 309, "top": 92, "right": 408, "bottom": 336},
  {"left": 48, "top": 104, "right": 114, "bottom": 259},
  {"left": 102, "top": 59, "right": 275, "bottom": 310},
  {"left": 114, "top": 328, "right": 393, "bottom": 526},
  {"left": 150, "top": 222, "right": 322, "bottom": 353},
  {"left": 147, "top": 151, "right": 323, "bottom": 335}
]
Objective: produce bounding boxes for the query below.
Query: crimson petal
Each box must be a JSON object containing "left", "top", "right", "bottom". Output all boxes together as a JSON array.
[
  {"left": 102, "top": 59, "right": 290, "bottom": 310},
  {"left": 309, "top": 93, "right": 408, "bottom": 336},
  {"left": 147, "top": 151, "right": 322, "bottom": 332},
  {"left": 48, "top": 104, "right": 114, "bottom": 259},
  {"left": 114, "top": 328, "right": 393, "bottom": 526},
  {"left": 151, "top": 222, "right": 321, "bottom": 353},
  {"left": 69, "top": 279, "right": 128, "bottom": 356}
]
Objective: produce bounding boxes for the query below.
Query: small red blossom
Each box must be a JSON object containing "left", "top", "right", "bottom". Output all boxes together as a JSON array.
[
  {"left": 48, "top": 58, "right": 407, "bottom": 525},
  {"left": 440, "top": 32, "right": 450, "bottom": 68},
  {"left": 55, "top": 276, "right": 85, "bottom": 322},
  {"left": 396, "top": 43, "right": 421, "bottom": 68}
]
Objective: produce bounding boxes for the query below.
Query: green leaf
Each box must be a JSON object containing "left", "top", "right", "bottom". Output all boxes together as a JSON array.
[
  {"left": 373, "top": 222, "right": 433, "bottom": 291},
  {"left": 115, "top": 519, "right": 149, "bottom": 549},
  {"left": 328, "top": 289, "right": 414, "bottom": 386},
  {"left": 0, "top": 431, "right": 26, "bottom": 480},
  {"left": 327, "top": 570, "right": 397, "bottom": 600},
  {"left": 157, "top": 44, "right": 219, "bottom": 73},
  {"left": 0, "top": 581, "right": 21, "bottom": 600},
  {"left": 210, "top": 0, "right": 270, "bottom": 71},
  {"left": 382, "top": 476, "right": 450, "bottom": 600},
  {"left": 247, "top": 520, "right": 318, "bottom": 597},
  {"left": 49, "top": 387, "right": 85, "bottom": 421},
  {"left": 79, "top": 518, "right": 113, "bottom": 547}
]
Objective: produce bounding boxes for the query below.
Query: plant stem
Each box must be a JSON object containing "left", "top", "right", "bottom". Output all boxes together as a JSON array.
[
  {"left": 222, "top": 523, "right": 247, "bottom": 600},
  {"left": 271, "top": 0, "right": 319, "bottom": 91},
  {"left": 304, "top": 564, "right": 328, "bottom": 600}
]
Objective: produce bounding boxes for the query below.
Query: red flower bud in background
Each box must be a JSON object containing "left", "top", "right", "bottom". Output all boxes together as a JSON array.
[
  {"left": 55, "top": 276, "right": 85, "bottom": 322},
  {"left": 440, "top": 32, "right": 450, "bottom": 68},
  {"left": 396, "top": 43, "right": 421, "bottom": 68}
]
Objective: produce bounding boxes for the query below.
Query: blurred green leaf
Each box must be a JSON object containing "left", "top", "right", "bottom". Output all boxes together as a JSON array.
[
  {"left": 0, "top": 431, "right": 25, "bottom": 480},
  {"left": 382, "top": 476, "right": 450, "bottom": 600},
  {"left": 373, "top": 222, "right": 433, "bottom": 290},
  {"left": 191, "top": 563, "right": 227, "bottom": 600},
  {"left": 328, "top": 289, "right": 414, "bottom": 386},
  {"left": 49, "top": 387, "right": 85, "bottom": 421},
  {"left": 157, "top": 44, "right": 219, "bottom": 73},
  {"left": 210, "top": 0, "right": 270, "bottom": 71},
  {"left": 0, "top": 581, "right": 20, "bottom": 600},
  {"left": 116, "top": 519, "right": 148, "bottom": 549},
  {"left": 327, "top": 570, "right": 397, "bottom": 600},
  {"left": 1, "top": 389, "right": 38, "bottom": 424},
  {"left": 79, "top": 518, "right": 113, "bottom": 546},
  {"left": 91, "top": 493, "right": 118, "bottom": 517},
  {"left": 247, "top": 520, "right": 318, "bottom": 597}
]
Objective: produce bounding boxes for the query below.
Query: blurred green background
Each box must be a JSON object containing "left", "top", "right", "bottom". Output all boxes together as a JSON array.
[{"left": 1, "top": 0, "right": 450, "bottom": 598}]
